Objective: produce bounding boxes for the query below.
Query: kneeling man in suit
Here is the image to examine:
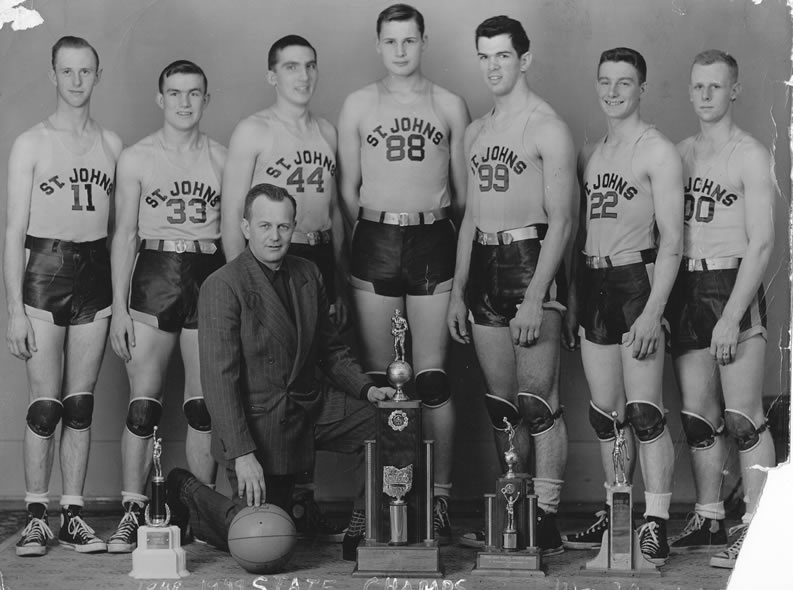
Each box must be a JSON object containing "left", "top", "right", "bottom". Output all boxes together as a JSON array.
[{"left": 167, "top": 182, "right": 393, "bottom": 560}]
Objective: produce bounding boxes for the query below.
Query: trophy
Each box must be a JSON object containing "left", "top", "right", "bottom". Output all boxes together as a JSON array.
[
  {"left": 473, "top": 418, "right": 544, "bottom": 577},
  {"left": 353, "top": 310, "right": 441, "bottom": 577},
  {"left": 130, "top": 426, "right": 189, "bottom": 579},
  {"left": 585, "top": 412, "right": 658, "bottom": 575}
]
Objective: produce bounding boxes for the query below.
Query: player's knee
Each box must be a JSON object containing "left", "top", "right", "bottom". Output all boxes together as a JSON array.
[
  {"left": 724, "top": 409, "right": 767, "bottom": 452},
  {"left": 62, "top": 392, "right": 94, "bottom": 431},
  {"left": 26, "top": 398, "right": 64, "bottom": 439},
  {"left": 183, "top": 397, "right": 212, "bottom": 433},
  {"left": 415, "top": 370, "right": 450, "bottom": 408},
  {"left": 588, "top": 401, "right": 619, "bottom": 441},
  {"left": 125, "top": 397, "right": 163, "bottom": 438},
  {"left": 625, "top": 401, "right": 666, "bottom": 443},
  {"left": 485, "top": 394, "right": 521, "bottom": 429},
  {"left": 518, "top": 392, "right": 563, "bottom": 436},
  {"left": 680, "top": 410, "right": 722, "bottom": 450}
]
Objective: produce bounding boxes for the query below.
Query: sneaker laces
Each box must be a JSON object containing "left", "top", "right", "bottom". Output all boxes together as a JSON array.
[
  {"left": 670, "top": 512, "right": 705, "bottom": 542},
  {"left": 67, "top": 514, "right": 99, "bottom": 542},
  {"left": 109, "top": 509, "right": 139, "bottom": 541},
  {"left": 433, "top": 496, "right": 450, "bottom": 531},
  {"left": 721, "top": 524, "right": 748, "bottom": 559},
  {"left": 20, "top": 517, "right": 54, "bottom": 544},
  {"left": 637, "top": 521, "right": 661, "bottom": 556},
  {"left": 569, "top": 509, "right": 607, "bottom": 539}
]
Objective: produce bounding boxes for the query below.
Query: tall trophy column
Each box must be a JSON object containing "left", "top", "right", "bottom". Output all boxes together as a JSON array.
[
  {"left": 353, "top": 310, "right": 442, "bottom": 577},
  {"left": 130, "top": 426, "right": 189, "bottom": 579}
]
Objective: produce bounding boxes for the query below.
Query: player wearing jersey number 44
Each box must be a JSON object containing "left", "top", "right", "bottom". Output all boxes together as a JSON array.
[
  {"left": 666, "top": 50, "right": 776, "bottom": 570},
  {"left": 107, "top": 60, "right": 226, "bottom": 552},
  {"left": 562, "top": 48, "right": 683, "bottom": 566}
]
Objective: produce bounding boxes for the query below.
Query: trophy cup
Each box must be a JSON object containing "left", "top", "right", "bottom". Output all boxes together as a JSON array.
[
  {"left": 472, "top": 418, "right": 544, "bottom": 577},
  {"left": 130, "top": 426, "right": 189, "bottom": 579},
  {"left": 585, "top": 412, "right": 658, "bottom": 575},
  {"left": 353, "top": 310, "right": 442, "bottom": 577}
]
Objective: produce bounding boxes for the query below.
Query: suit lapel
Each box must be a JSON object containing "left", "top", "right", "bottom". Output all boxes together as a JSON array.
[{"left": 287, "top": 262, "right": 315, "bottom": 385}]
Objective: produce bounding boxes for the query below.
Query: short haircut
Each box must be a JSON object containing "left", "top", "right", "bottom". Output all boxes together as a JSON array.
[
  {"left": 158, "top": 60, "right": 208, "bottom": 93},
  {"left": 475, "top": 16, "right": 530, "bottom": 56},
  {"left": 51, "top": 36, "right": 99, "bottom": 70},
  {"left": 267, "top": 35, "right": 317, "bottom": 71},
  {"left": 243, "top": 183, "right": 297, "bottom": 220},
  {"left": 376, "top": 3, "right": 425, "bottom": 37},
  {"left": 599, "top": 47, "right": 647, "bottom": 84},
  {"left": 692, "top": 49, "right": 739, "bottom": 83}
]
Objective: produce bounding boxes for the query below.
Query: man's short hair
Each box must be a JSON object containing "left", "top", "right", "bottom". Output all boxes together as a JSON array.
[
  {"left": 692, "top": 49, "right": 739, "bottom": 84},
  {"left": 475, "top": 16, "right": 530, "bottom": 56},
  {"left": 599, "top": 47, "right": 647, "bottom": 85},
  {"left": 267, "top": 35, "right": 317, "bottom": 71},
  {"left": 376, "top": 3, "right": 425, "bottom": 37},
  {"left": 158, "top": 60, "right": 208, "bottom": 93},
  {"left": 51, "top": 36, "right": 99, "bottom": 70},
  {"left": 243, "top": 183, "right": 297, "bottom": 220}
]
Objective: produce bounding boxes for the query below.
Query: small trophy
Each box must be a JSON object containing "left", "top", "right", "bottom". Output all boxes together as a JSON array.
[
  {"left": 354, "top": 310, "right": 441, "bottom": 577},
  {"left": 585, "top": 413, "right": 658, "bottom": 576},
  {"left": 130, "top": 426, "right": 189, "bottom": 579},
  {"left": 473, "top": 419, "right": 544, "bottom": 577}
]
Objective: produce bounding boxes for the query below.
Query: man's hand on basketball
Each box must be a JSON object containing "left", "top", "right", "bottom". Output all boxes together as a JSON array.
[
  {"left": 511, "top": 297, "right": 544, "bottom": 347},
  {"left": 623, "top": 311, "right": 661, "bottom": 360},
  {"left": 110, "top": 311, "right": 136, "bottom": 362},
  {"left": 710, "top": 316, "right": 739, "bottom": 365},
  {"left": 235, "top": 453, "right": 266, "bottom": 507},
  {"left": 7, "top": 310, "right": 36, "bottom": 360},
  {"left": 447, "top": 293, "right": 471, "bottom": 344},
  {"left": 367, "top": 386, "right": 395, "bottom": 403}
]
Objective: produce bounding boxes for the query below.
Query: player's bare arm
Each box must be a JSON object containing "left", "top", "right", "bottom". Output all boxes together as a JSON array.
[
  {"left": 4, "top": 129, "right": 41, "bottom": 360},
  {"left": 434, "top": 86, "right": 471, "bottom": 224},
  {"left": 337, "top": 87, "right": 375, "bottom": 228},
  {"left": 511, "top": 113, "right": 576, "bottom": 347},
  {"left": 710, "top": 138, "right": 775, "bottom": 363},
  {"left": 626, "top": 131, "right": 683, "bottom": 359}
]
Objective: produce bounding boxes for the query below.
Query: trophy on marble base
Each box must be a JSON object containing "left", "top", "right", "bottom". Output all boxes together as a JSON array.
[
  {"left": 353, "top": 310, "right": 442, "bottom": 578},
  {"left": 130, "top": 426, "right": 189, "bottom": 579},
  {"left": 585, "top": 412, "right": 658, "bottom": 576},
  {"left": 472, "top": 418, "right": 544, "bottom": 577}
]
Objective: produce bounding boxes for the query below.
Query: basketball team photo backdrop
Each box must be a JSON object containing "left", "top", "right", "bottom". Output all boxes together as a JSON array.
[{"left": 0, "top": 0, "right": 790, "bottom": 587}]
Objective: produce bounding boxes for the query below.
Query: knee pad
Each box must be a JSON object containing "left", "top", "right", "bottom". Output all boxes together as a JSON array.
[
  {"left": 484, "top": 394, "right": 520, "bottom": 430},
  {"left": 415, "top": 370, "right": 451, "bottom": 408},
  {"left": 26, "top": 398, "right": 63, "bottom": 439},
  {"left": 724, "top": 409, "right": 767, "bottom": 452},
  {"left": 625, "top": 401, "right": 666, "bottom": 443},
  {"left": 125, "top": 397, "right": 163, "bottom": 439},
  {"left": 588, "top": 401, "right": 619, "bottom": 441},
  {"left": 62, "top": 392, "right": 94, "bottom": 432},
  {"left": 183, "top": 397, "right": 212, "bottom": 432},
  {"left": 367, "top": 372, "right": 390, "bottom": 389},
  {"left": 518, "top": 392, "right": 563, "bottom": 436},
  {"left": 680, "top": 411, "right": 722, "bottom": 450}
]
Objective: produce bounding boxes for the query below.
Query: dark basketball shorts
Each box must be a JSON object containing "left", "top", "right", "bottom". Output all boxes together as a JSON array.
[
  {"left": 129, "top": 248, "right": 224, "bottom": 332},
  {"left": 467, "top": 239, "right": 567, "bottom": 328},
  {"left": 581, "top": 261, "right": 663, "bottom": 345},
  {"left": 349, "top": 219, "right": 456, "bottom": 297},
  {"left": 667, "top": 267, "right": 767, "bottom": 351},
  {"left": 23, "top": 236, "right": 112, "bottom": 326},
  {"left": 289, "top": 241, "right": 336, "bottom": 301}
]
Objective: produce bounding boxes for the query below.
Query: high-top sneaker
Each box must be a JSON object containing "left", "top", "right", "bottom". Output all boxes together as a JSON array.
[
  {"left": 563, "top": 508, "right": 609, "bottom": 549},
  {"left": 433, "top": 496, "right": 452, "bottom": 545},
  {"left": 341, "top": 509, "right": 366, "bottom": 561},
  {"left": 107, "top": 501, "right": 145, "bottom": 553},
  {"left": 16, "top": 503, "right": 54, "bottom": 557},
  {"left": 537, "top": 507, "right": 564, "bottom": 556},
  {"left": 669, "top": 512, "right": 727, "bottom": 553},
  {"left": 709, "top": 523, "right": 748, "bottom": 569},
  {"left": 58, "top": 505, "right": 107, "bottom": 553},
  {"left": 637, "top": 517, "right": 670, "bottom": 566}
]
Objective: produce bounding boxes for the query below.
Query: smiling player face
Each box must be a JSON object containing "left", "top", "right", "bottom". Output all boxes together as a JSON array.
[
  {"left": 596, "top": 60, "right": 644, "bottom": 120},
  {"left": 269, "top": 45, "right": 318, "bottom": 107},
  {"left": 158, "top": 73, "right": 208, "bottom": 131},
  {"left": 476, "top": 34, "right": 529, "bottom": 97}
]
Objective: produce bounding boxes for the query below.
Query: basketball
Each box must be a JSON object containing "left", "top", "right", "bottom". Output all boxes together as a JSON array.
[{"left": 227, "top": 505, "right": 297, "bottom": 574}]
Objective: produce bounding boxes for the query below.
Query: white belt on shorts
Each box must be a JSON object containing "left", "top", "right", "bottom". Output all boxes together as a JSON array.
[
  {"left": 682, "top": 256, "right": 741, "bottom": 272},
  {"left": 291, "top": 229, "right": 332, "bottom": 246},
  {"left": 141, "top": 239, "right": 218, "bottom": 254},
  {"left": 358, "top": 206, "right": 449, "bottom": 226},
  {"left": 584, "top": 249, "right": 655, "bottom": 269},
  {"left": 475, "top": 226, "right": 541, "bottom": 246}
]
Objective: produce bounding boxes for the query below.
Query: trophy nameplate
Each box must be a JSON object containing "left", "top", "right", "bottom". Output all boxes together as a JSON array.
[
  {"left": 353, "top": 310, "right": 442, "bottom": 577},
  {"left": 473, "top": 419, "right": 544, "bottom": 577},
  {"left": 130, "top": 426, "right": 189, "bottom": 579},
  {"left": 585, "top": 413, "right": 658, "bottom": 576}
]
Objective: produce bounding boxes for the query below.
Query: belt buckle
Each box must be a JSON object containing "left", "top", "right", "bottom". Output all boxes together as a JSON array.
[
  {"left": 500, "top": 231, "right": 514, "bottom": 245},
  {"left": 589, "top": 255, "right": 600, "bottom": 268},
  {"left": 306, "top": 231, "right": 320, "bottom": 246},
  {"left": 175, "top": 239, "right": 187, "bottom": 254},
  {"left": 477, "top": 232, "right": 488, "bottom": 246},
  {"left": 424, "top": 212, "right": 436, "bottom": 224},
  {"left": 398, "top": 212, "right": 410, "bottom": 227}
]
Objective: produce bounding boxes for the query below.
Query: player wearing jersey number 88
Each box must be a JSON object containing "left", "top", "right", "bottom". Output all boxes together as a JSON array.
[{"left": 107, "top": 60, "right": 226, "bottom": 553}]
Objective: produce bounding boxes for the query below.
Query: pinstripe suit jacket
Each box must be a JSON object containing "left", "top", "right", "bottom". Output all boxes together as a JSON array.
[{"left": 198, "top": 248, "right": 370, "bottom": 474}]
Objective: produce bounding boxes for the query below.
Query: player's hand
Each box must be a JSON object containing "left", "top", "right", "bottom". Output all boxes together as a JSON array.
[
  {"left": 447, "top": 293, "right": 471, "bottom": 344},
  {"left": 510, "top": 298, "right": 544, "bottom": 347},
  {"left": 367, "top": 386, "right": 395, "bottom": 403},
  {"left": 709, "top": 317, "right": 740, "bottom": 365},
  {"left": 561, "top": 307, "right": 580, "bottom": 352},
  {"left": 329, "top": 297, "right": 349, "bottom": 330},
  {"left": 110, "top": 310, "right": 136, "bottom": 362},
  {"left": 235, "top": 453, "right": 266, "bottom": 507},
  {"left": 623, "top": 311, "right": 661, "bottom": 360},
  {"left": 7, "top": 310, "right": 36, "bottom": 360}
]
